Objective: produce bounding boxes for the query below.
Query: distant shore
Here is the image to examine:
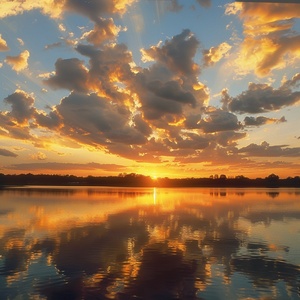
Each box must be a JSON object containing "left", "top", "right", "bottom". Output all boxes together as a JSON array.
[{"left": 1, "top": 173, "right": 300, "bottom": 188}]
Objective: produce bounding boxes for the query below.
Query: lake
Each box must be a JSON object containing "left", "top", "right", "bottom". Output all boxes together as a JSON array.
[{"left": 0, "top": 186, "right": 299, "bottom": 299}]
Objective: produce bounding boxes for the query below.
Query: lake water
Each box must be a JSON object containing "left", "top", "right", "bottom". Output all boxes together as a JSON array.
[{"left": 0, "top": 186, "right": 299, "bottom": 300}]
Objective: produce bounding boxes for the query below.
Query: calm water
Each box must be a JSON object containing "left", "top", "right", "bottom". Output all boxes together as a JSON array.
[{"left": 0, "top": 187, "right": 299, "bottom": 300}]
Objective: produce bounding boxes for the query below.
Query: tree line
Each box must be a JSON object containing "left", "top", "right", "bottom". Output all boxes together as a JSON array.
[{"left": 0, "top": 173, "right": 299, "bottom": 187}]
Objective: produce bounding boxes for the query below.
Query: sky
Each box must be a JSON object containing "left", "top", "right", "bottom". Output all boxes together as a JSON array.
[{"left": 0, "top": 0, "right": 299, "bottom": 179}]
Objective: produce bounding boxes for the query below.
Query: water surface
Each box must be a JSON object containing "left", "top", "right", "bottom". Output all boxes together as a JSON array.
[{"left": 0, "top": 187, "right": 299, "bottom": 299}]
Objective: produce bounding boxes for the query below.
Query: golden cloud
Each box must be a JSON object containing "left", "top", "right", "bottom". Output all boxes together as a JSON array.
[
  {"left": 5, "top": 50, "right": 30, "bottom": 72},
  {"left": 0, "top": 0, "right": 137, "bottom": 20},
  {"left": 0, "top": 34, "right": 9, "bottom": 51},
  {"left": 203, "top": 42, "right": 232, "bottom": 66},
  {"left": 0, "top": 0, "right": 65, "bottom": 19},
  {"left": 226, "top": 3, "right": 300, "bottom": 77}
]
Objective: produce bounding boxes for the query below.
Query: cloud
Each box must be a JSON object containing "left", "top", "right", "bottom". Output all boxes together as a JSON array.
[
  {"left": 229, "top": 2, "right": 300, "bottom": 24},
  {"left": 38, "top": 31, "right": 212, "bottom": 162},
  {"left": 199, "top": 110, "right": 242, "bottom": 133},
  {"left": 49, "top": 92, "right": 147, "bottom": 146},
  {"left": 44, "top": 58, "right": 89, "bottom": 92},
  {"left": 76, "top": 43, "right": 134, "bottom": 99},
  {"left": 174, "top": 142, "right": 250, "bottom": 166},
  {"left": 64, "top": 0, "right": 137, "bottom": 22},
  {"left": 30, "top": 152, "right": 47, "bottom": 160},
  {"left": 244, "top": 116, "right": 286, "bottom": 126},
  {"left": 58, "top": 23, "right": 66, "bottom": 32},
  {"left": 215, "top": 131, "right": 247, "bottom": 147},
  {"left": 81, "top": 18, "right": 121, "bottom": 45},
  {"left": 185, "top": 109, "right": 242, "bottom": 133},
  {"left": 34, "top": 110, "right": 60, "bottom": 129},
  {"left": 136, "top": 78, "right": 198, "bottom": 120},
  {"left": 44, "top": 42, "right": 62, "bottom": 50},
  {"left": 255, "top": 35, "right": 300, "bottom": 77},
  {"left": 132, "top": 114, "right": 153, "bottom": 136},
  {"left": 4, "top": 90, "right": 36, "bottom": 124},
  {"left": 196, "top": 0, "right": 211, "bottom": 8},
  {"left": 17, "top": 38, "right": 24, "bottom": 46},
  {"left": 8, "top": 162, "right": 127, "bottom": 172},
  {"left": 0, "top": 34, "right": 9, "bottom": 51},
  {"left": 141, "top": 29, "right": 200, "bottom": 77},
  {"left": 203, "top": 42, "right": 232, "bottom": 67},
  {"left": 0, "top": 148, "right": 18, "bottom": 157},
  {"left": 0, "top": 113, "right": 33, "bottom": 140},
  {"left": 0, "top": 31, "right": 208, "bottom": 164},
  {"left": 0, "top": 90, "right": 39, "bottom": 142},
  {"left": 225, "top": 2, "right": 300, "bottom": 76},
  {"left": 168, "top": 133, "right": 210, "bottom": 151},
  {"left": 0, "top": 0, "right": 136, "bottom": 20},
  {"left": 223, "top": 74, "right": 300, "bottom": 113},
  {"left": 239, "top": 141, "right": 300, "bottom": 157},
  {"left": 5, "top": 50, "right": 30, "bottom": 72},
  {"left": 134, "top": 29, "right": 208, "bottom": 133},
  {"left": 167, "top": 0, "right": 183, "bottom": 12},
  {"left": 0, "top": 0, "right": 65, "bottom": 19}
]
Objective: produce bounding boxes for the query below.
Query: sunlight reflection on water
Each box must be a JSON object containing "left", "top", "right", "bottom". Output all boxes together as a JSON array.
[{"left": 0, "top": 187, "right": 299, "bottom": 299}]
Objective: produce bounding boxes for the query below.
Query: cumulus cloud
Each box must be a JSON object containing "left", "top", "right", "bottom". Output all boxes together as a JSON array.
[
  {"left": 225, "top": 2, "right": 300, "bottom": 76},
  {"left": 81, "top": 18, "right": 121, "bottom": 45},
  {"left": 44, "top": 58, "right": 89, "bottom": 92},
  {"left": 203, "top": 42, "right": 232, "bottom": 67},
  {"left": 0, "top": 113, "right": 33, "bottom": 140},
  {"left": 196, "top": 109, "right": 242, "bottom": 133},
  {"left": 244, "top": 116, "right": 286, "bottom": 126},
  {"left": 0, "top": 34, "right": 9, "bottom": 51},
  {"left": 184, "top": 108, "right": 242, "bottom": 134},
  {"left": 132, "top": 114, "right": 153, "bottom": 136},
  {"left": 51, "top": 92, "right": 147, "bottom": 146},
  {"left": 223, "top": 74, "right": 300, "bottom": 113},
  {"left": 167, "top": 133, "right": 210, "bottom": 151},
  {"left": 239, "top": 141, "right": 300, "bottom": 157},
  {"left": 4, "top": 90, "right": 36, "bottom": 124},
  {"left": 34, "top": 110, "right": 60, "bottom": 129},
  {"left": 141, "top": 29, "right": 200, "bottom": 77},
  {"left": 215, "top": 131, "right": 247, "bottom": 147},
  {"left": 133, "top": 29, "right": 208, "bottom": 137},
  {"left": 5, "top": 50, "right": 30, "bottom": 72},
  {"left": 75, "top": 43, "right": 135, "bottom": 103},
  {"left": 0, "top": 148, "right": 18, "bottom": 157},
  {"left": 136, "top": 79, "right": 198, "bottom": 120},
  {"left": 25, "top": 30, "right": 213, "bottom": 163}
]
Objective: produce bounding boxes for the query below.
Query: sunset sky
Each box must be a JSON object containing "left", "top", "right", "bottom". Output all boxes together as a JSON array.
[{"left": 0, "top": 0, "right": 299, "bottom": 179}]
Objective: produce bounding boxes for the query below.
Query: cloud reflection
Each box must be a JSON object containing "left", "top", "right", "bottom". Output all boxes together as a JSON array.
[{"left": 0, "top": 188, "right": 299, "bottom": 299}]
